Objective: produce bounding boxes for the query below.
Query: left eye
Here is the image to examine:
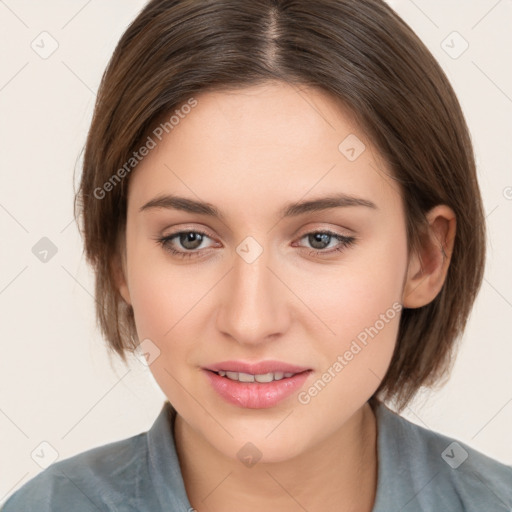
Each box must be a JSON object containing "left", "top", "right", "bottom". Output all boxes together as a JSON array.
[
  {"left": 295, "top": 231, "right": 356, "bottom": 255},
  {"left": 156, "top": 229, "right": 356, "bottom": 259}
]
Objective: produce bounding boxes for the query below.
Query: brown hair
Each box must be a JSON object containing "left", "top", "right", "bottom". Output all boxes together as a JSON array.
[{"left": 74, "top": 0, "right": 486, "bottom": 411}]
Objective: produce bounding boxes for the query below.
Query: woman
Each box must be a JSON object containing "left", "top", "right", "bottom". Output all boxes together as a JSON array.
[{"left": 3, "top": 0, "right": 511, "bottom": 510}]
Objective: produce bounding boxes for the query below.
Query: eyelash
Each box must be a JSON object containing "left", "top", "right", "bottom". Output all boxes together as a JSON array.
[{"left": 155, "top": 229, "right": 356, "bottom": 260}]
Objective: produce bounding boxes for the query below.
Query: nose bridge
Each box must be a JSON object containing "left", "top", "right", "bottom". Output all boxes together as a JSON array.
[{"left": 216, "top": 243, "right": 289, "bottom": 344}]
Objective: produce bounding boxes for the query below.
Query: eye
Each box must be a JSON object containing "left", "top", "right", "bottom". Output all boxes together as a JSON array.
[
  {"left": 155, "top": 228, "right": 356, "bottom": 260},
  {"left": 156, "top": 229, "right": 217, "bottom": 259},
  {"left": 294, "top": 230, "right": 356, "bottom": 257}
]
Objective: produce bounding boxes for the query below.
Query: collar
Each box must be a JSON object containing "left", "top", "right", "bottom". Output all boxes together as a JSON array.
[{"left": 146, "top": 400, "right": 193, "bottom": 511}]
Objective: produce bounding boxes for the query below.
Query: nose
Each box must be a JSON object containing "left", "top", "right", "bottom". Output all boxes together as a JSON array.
[{"left": 215, "top": 246, "right": 290, "bottom": 346}]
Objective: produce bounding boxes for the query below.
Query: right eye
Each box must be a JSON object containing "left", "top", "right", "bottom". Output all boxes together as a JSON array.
[{"left": 156, "top": 229, "right": 217, "bottom": 259}]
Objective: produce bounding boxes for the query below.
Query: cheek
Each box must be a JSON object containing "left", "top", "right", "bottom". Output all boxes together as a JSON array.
[
  {"left": 299, "top": 230, "right": 407, "bottom": 340},
  {"left": 125, "top": 234, "right": 188, "bottom": 340},
  {"left": 305, "top": 228, "right": 407, "bottom": 386},
  {"left": 125, "top": 242, "right": 225, "bottom": 376},
  {"left": 128, "top": 271, "right": 174, "bottom": 340},
  {"left": 126, "top": 256, "right": 201, "bottom": 399}
]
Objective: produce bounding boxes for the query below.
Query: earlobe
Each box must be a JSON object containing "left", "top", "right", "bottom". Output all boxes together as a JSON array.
[{"left": 402, "top": 205, "right": 456, "bottom": 308}]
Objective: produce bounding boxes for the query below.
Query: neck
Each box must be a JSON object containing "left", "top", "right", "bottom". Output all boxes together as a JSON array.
[{"left": 174, "top": 401, "right": 379, "bottom": 512}]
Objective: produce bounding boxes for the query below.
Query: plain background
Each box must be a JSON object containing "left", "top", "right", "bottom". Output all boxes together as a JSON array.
[{"left": 0, "top": 0, "right": 511, "bottom": 503}]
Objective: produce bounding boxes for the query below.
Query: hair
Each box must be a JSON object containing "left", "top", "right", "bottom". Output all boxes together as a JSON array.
[{"left": 74, "top": 0, "right": 486, "bottom": 411}]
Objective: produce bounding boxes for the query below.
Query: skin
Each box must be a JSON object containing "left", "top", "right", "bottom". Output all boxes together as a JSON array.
[{"left": 114, "top": 81, "right": 456, "bottom": 512}]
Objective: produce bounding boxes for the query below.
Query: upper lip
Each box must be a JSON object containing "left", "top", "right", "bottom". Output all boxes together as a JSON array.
[{"left": 204, "top": 360, "right": 311, "bottom": 375}]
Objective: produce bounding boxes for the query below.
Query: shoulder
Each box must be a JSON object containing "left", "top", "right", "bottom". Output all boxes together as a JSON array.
[
  {"left": 1, "top": 433, "right": 151, "bottom": 512},
  {"left": 374, "top": 402, "right": 512, "bottom": 511}
]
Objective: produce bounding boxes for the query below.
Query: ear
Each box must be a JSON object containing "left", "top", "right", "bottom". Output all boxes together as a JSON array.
[
  {"left": 111, "top": 250, "right": 132, "bottom": 306},
  {"left": 402, "top": 205, "right": 456, "bottom": 308}
]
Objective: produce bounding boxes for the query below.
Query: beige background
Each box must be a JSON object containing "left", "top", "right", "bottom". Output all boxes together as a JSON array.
[{"left": 1, "top": 0, "right": 511, "bottom": 502}]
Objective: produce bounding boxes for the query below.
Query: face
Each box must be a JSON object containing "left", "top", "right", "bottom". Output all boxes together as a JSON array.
[{"left": 118, "top": 81, "right": 410, "bottom": 462}]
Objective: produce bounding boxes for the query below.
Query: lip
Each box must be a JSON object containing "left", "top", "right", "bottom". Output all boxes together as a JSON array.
[
  {"left": 202, "top": 360, "right": 312, "bottom": 409},
  {"left": 204, "top": 360, "right": 311, "bottom": 374}
]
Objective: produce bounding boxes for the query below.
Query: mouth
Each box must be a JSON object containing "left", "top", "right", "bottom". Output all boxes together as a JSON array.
[
  {"left": 204, "top": 359, "right": 311, "bottom": 375},
  {"left": 202, "top": 361, "right": 312, "bottom": 409},
  {"left": 207, "top": 369, "right": 306, "bottom": 382}
]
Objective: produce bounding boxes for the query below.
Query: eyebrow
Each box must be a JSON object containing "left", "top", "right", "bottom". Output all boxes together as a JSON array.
[{"left": 139, "top": 192, "right": 377, "bottom": 219}]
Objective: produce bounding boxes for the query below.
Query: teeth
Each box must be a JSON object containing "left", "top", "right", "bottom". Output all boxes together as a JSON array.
[
  {"left": 238, "top": 372, "right": 255, "bottom": 382},
  {"left": 255, "top": 372, "right": 274, "bottom": 383},
  {"left": 216, "top": 370, "right": 296, "bottom": 382},
  {"left": 254, "top": 372, "right": 274, "bottom": 382}
]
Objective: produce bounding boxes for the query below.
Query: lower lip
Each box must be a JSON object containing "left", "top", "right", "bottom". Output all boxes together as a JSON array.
[{"left": 203, "top": 369, "right": 312, "bottom": 409}]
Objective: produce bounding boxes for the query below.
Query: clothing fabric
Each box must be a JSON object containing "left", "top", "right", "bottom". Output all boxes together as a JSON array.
[{"left": 2, "top": 400, "right": 511, "bottom": 511}]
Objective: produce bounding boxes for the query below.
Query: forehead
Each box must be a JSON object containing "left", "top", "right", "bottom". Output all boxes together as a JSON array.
[
  {"left": 170, "top": 81, "right": 362, "bottom": 158},
  {"left": 128, "top": 81, "right": 401, "bottom": 218}
]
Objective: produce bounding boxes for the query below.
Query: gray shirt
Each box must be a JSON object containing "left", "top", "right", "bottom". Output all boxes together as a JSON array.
[{"left": 2, "top": 400, "right": 511, "bottom": 511}]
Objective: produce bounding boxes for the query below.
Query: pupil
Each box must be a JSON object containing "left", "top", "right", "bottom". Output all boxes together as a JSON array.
[
  {"left": 310, "top": 233, "right": 330, "bottom": 249},
  {"left": 181, "top": 232, "right": 203, "bottom": 249}
]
